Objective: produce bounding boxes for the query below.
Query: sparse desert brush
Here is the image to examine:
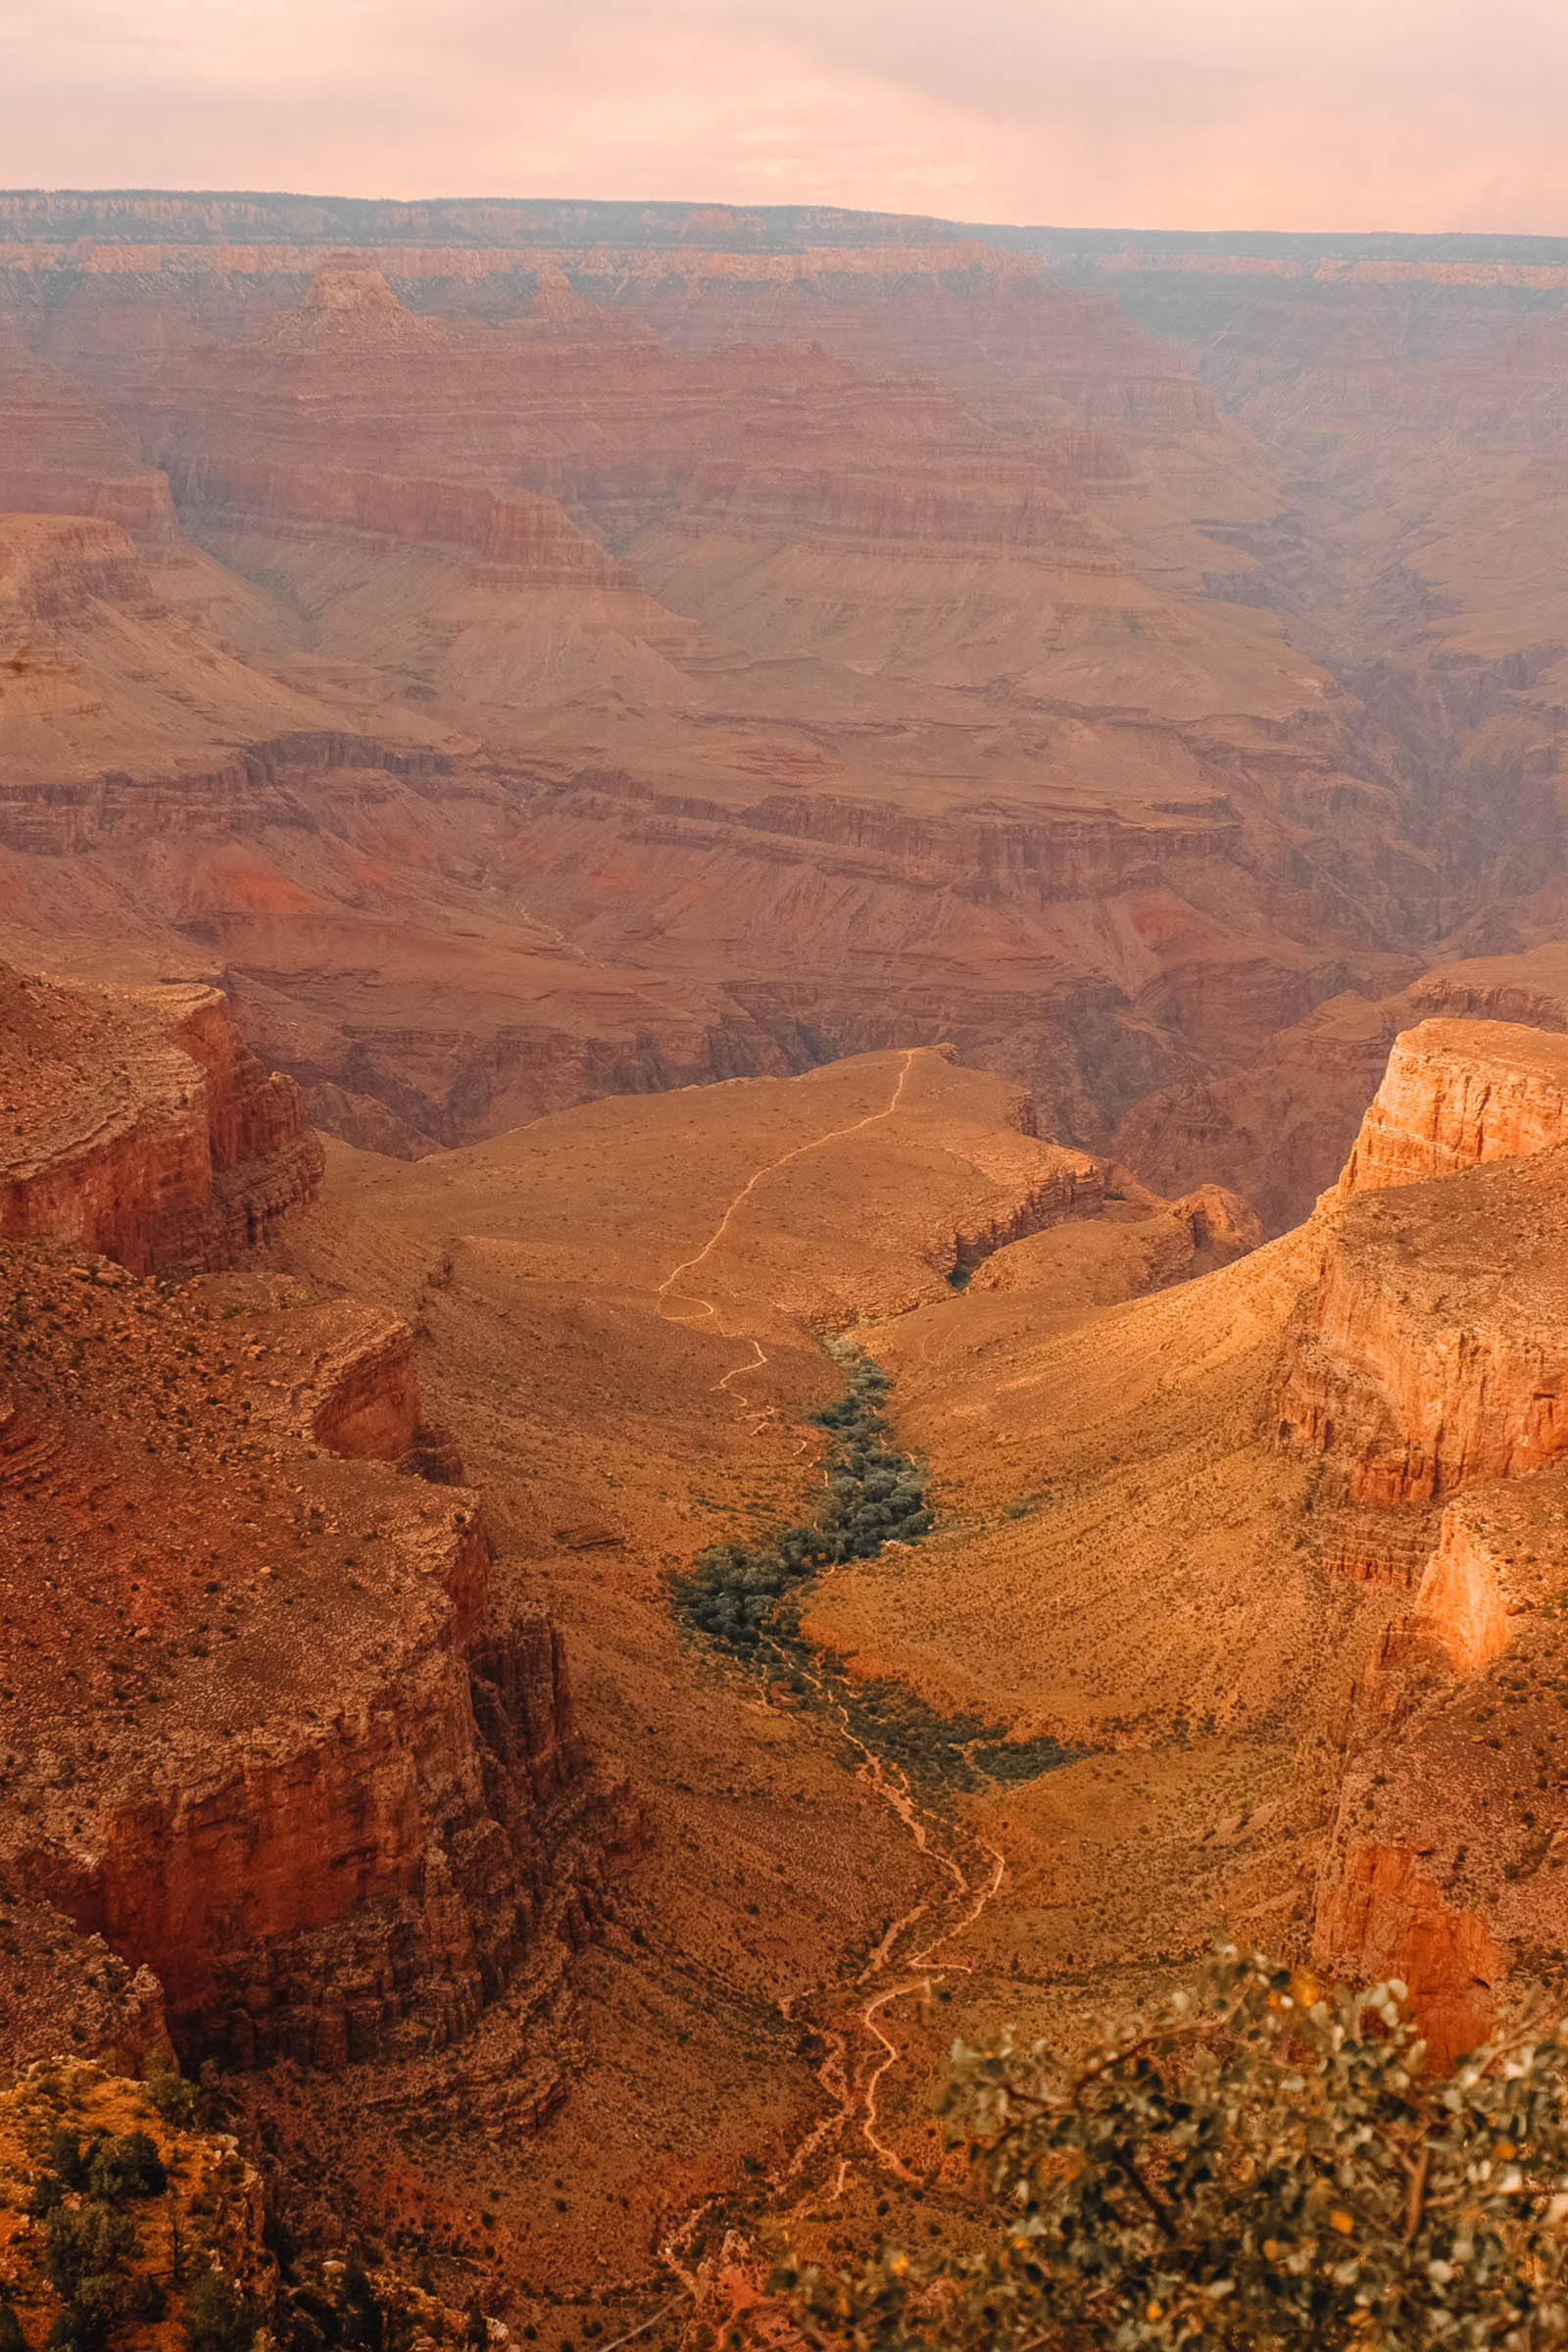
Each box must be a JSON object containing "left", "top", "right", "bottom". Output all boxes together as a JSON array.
[{"left": 780, "top": 1948, "right": 1568, "bottom": 2351}]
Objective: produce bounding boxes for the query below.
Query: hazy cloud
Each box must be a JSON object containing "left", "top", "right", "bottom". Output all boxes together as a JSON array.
[{"left": 5, "top": 0, "right": 1568, "bottom": 232}]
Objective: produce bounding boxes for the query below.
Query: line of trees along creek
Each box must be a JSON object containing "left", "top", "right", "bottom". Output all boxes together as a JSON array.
[{"left": 671, "top": 1348, "right": 1076, "bottom": 1789}]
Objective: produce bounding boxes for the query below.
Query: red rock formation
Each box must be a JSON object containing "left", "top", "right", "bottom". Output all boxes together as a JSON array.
[
  {"left": 304, "top": 1305, "right": 423, "bottom": 1463},
  {"left": 1172, "top": 1181, "right": 1266, "bottom": 1257},
  {"left": 0, "top": 1900, "right": 172, "bottom": 2076},
  {"left": 0, "top": 962, "right": 323, "bottom": 1271},
  {"left": 1287, "top": 1023, "right": 1568, "bottom": 2054},
  {"left": 0, "top": 315, "right": 175, "bottom": 536},
  {"left": 1274, "top": 1024, "right": 1568, "bottom": 1507},
  {"left": 1274, "top": 1151, "right": 1568, "bottom": 1504},
  {"left": 168, "top": 458, "right": 634, "bottom": 586},
  {"left": 1314, "top": 1462, "right": 1568, "bottom": 2061},
  {"left": 1338, "top": 1019, "right": 1568, "bottom": 1196},
  {"left": 1109, "top": 991, "right": 1411, "bottom": 1234},
  {"left": 1314, "top": 1844, "right": 1500, "bottom": 2068},
  {"left": 0, "top": 1240, "right": 610, "bottom": 2080}
]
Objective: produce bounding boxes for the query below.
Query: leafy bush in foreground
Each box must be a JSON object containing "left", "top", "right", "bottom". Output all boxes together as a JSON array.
[{"left": 782, "top": 1950, "right": 1568, "bottom": 2351}]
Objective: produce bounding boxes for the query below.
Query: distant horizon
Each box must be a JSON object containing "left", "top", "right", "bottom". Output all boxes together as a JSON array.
[
  {"left": 6, "top": 186, "right": 1568, "bottom": 252},
  {"left": 10, "top": 1, "right": 1568, "bottom": 240}
]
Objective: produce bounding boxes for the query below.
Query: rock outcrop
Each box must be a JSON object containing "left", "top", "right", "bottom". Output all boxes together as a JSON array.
[
  {"left": 1337, "top": 1019, "right": 1568, "bottom": 1197},
  {"left": 0, "top": 1239, "right": 608, "bottom": 2087},
  {"left": 0, "top": 961, "right": 323, "bottom": 1271},
  {"left": 1273, "top": 1023, "right": 1568, "bottom": 1512},
  {"left": 1288, "top": 1023, "right": 1568, "bottom": 2057},
  {"left": 1272, "top": 1149, "right": 1568, "bottom": 1507},
  {"left": 0, "top": 955, "right": 618, "bottom": 2100},
  {"left": 1315, "top": 1461, "right": 1568, "bottom": 2063}
]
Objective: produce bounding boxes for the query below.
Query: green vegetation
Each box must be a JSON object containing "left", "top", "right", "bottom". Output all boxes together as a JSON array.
[
  {"left": 25, "top": 2128, "right": 172, "bottom": 2352},
  {"left": 671, "top": 1351, "right": 931, "bottom": 1656},
  {"left": 183, "top": 2272, "right": 265, "bottom": 2352},
  {"left": 672, "top": 1348, "right": 1080, "bottom": 1788},
  {"left": 781, "top": 1948, "right": 1568, "bottom": 2351}
]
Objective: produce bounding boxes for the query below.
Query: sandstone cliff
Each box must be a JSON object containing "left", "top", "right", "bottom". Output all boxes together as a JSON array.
[
  {"left": 1337, "top": 1018, "right": 1568, "bottom": 1196},
  {"left": 0, "top": 961, "right": 322, "bottom": 1270},
  {"left": 1272, "top": 1024, "right": 1568, "bottom": 1515},
  {"left": 0, "top": 1239, "right": 608, "bottom": 2095},
  {"left": 0, "top": 958, "right": 623, "bottom": 2106},
  {"left": 1289, "top": 1024, "right": 1568, "bottom": 2056},
  {"left": 1315, "top": 1462, "right": 1568, "bottom": 2063}
]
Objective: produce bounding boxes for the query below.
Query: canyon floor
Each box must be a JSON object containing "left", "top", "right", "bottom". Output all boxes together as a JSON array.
[
  {"left": 243, "top": 1046, "right": 1283, "bottom": 2330},
  {"left": 5, "top": 968, "right": 1568, "bottom": 2352}
]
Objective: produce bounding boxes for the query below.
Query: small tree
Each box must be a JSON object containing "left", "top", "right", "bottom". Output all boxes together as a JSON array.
[
  {"left": 782, "top": 1950, "right": 1568, "bottom": 2350},
  {"left": 182, "top": 2268, "right": 262, "bottom": 2352},
  {"left": 87, "top": 2132, "right": 168, "bottom": 2202},
  {"left": 43, "top": 2202, "right": 141, "bottom": 2352}
]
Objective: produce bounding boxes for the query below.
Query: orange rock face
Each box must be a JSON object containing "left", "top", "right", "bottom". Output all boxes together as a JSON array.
[
  {"left": 0, "top": 960, "right": 618, "bottom": 2096},
  {"left": 1313, "top": 1463, "right": 1568, "bottom": 2062},
  {"left": 1338, "top": 1019, "right": 1568, "bottom": 1197},
  {"left": 0, "top": 961, "right": 323, "bottom": 1270},
  {"left": 0, "top": 1239, "right": 605, "bottom": 2083},
  {"left": 1274, "top": 1022, "right": 1568, "bottom": 1508},
  {"left": 1313, "top": 1844, "right": 1501, "bottom": 2069},
  {"left": 1284, "top": 1023, "right": 1568, "bottom": 2058},
  {"left": 1275, "top": 1152, "right": 1568, "bottom": 1505}
]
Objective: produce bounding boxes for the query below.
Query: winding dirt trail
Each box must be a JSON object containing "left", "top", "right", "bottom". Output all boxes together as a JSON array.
[
  {"left": 653, "top": 1046, "right": 1008, "bottom": 2266},
  {"left": 656, "top": 1047, "right": 921, "bottom": 1348},
  {"left": 770, "top": 1643, "right": 1005, "bottom": 2202}
]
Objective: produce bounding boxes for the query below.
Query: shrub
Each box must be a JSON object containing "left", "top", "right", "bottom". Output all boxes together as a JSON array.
[
  {"left": 183, "top": 2269, "right": 262, "bottom": 2352},
  {"left": 143, "top": 2054, "right": 202, "bottom": 2126},
  {"left": 334, "top": 2262, "right": 386, "bottom": 2352},
  {"left": 672, "top": 1352, "right": 930, "bottom": 1657},
  {"left": 47, "top": 2130, "right": 90, "bottom": 2191},
  {"left": 43, "top": 2200, "right": 141, "bottom": 2352},
  {"left": 87, "top": 2132, "right": 167, "bottom": 2201},
  {"left": 782, "top": 1949, "right": 1568, "bottom": 2350}
]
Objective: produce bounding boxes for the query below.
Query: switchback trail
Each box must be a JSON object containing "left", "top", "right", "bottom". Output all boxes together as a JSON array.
[
  {"left": 653, "top": 1046, "right": 1008, "bottom": 2276},
  {"left": 656, "top": 1047, "right": 920, "bottom": 1356}
]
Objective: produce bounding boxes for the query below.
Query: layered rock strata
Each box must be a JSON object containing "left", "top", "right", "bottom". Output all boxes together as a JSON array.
[
  {"left": 0, "top": 1240, "right": 605, "bottom": 2082},
  {"left": 1337, "top": 1019, "right": 1568, "bottom": 1197},
  {"left": 1274, "top": 1024, "right": 1568, "bottom": 1516},
  {"left": 0, "top": 960, "right": 323, "bottom": 1270},
  {"left": 1286, "top": 1022, "right": 1568, "bottom": 2057},
  {"left": 1315, "top": 1465, "right": 1568, "bottom": 2064}
]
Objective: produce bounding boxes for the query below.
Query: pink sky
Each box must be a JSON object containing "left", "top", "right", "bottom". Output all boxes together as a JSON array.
[{"left": 6, "top": 0, "right": 1568, "bottom": 234}]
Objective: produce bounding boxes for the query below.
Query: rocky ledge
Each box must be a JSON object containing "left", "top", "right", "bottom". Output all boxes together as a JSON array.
[
  {"left": 1260, "top": 1016, "right": 1568, "bottom": 2058},
  {"left": 0, "top": 1241, "right": 618, "bottom": 2093},
  {"left": 1273, "top": 1021, "right": 1568, "bottom": 1526},
  {"left": 1338, "top": 1017, "right": 1568, "bottom": 1197},
  {"left": 0, "top": 960, "right": 323, "bottom": 1271}
]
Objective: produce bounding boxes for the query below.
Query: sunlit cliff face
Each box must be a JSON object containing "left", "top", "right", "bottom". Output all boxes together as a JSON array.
[{"left": 7, "top": 0, "right": 1568, "bottom": 232}]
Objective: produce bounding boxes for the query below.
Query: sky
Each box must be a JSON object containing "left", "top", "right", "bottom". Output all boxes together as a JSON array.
[{"left": 6, "top": 0, "right": 1568, "bottom": 235}]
